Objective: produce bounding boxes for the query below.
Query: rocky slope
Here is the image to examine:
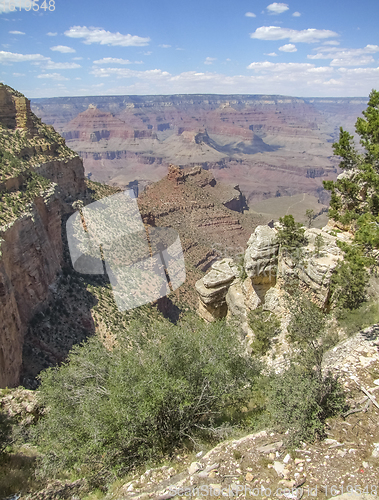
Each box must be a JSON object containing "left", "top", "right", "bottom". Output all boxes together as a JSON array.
[
  {"left": 0, "top": 84, "right": 86, "bottom": 388},
  {"left": 4, "top": 324, "right": 378, "bottom": 499},
  {"left": 30, "top": 94, "right": 367, "bottom": 208},
  {"left": 16, "top": 165, "right": 262, "bottom": 387},
  {"left": 136, "top": 164, "right": 260, "bottom": 309}
]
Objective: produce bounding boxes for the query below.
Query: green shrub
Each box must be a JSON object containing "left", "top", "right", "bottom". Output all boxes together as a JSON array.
[
  {"left": 0, "top": 409, "right": 12, "bottom": 457},
  {"left": 267, "top": 290, "right": 346, "bottom": 446},
  {"left": 330, "top": 241, "right": 370, "bottom": 311},
  {"left": 314, "top": 233, "right": 325, "bottom": 257},
  {"left": 248, "top": 307, "right": 281, "bottom": 356},
  {"left": 286, "top": 286, "right": 339, "bottom": 373},
  {"left": 34, "top": 313, "right": 261, "bottom": 486},
  {"left": 337, "top": 299, "right": 379, "bottom": 336},
  {"left": 277, "top": 215, "right": 307, "bottom": 249},
  {"left": 267, "top": 364, "right": 346, "bottom": 446}
]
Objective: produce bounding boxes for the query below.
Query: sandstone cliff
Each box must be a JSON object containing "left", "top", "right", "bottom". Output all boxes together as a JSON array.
[
  {"left": 195, "top": 223, "right": 347, "bottom": 350},
  {"left": 0, "top": 84, "right": 86, "bottom": 387}
]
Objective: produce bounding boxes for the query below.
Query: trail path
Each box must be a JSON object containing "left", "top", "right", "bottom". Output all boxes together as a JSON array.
[{"left": 286, "top": 192, "right": 305, "bottom": 215}]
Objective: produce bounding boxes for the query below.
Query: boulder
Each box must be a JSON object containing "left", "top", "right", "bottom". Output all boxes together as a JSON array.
[
  {"left": 226, "top": 281, "right": 253, "bottom": 337},
  {"left": 195, "top": 258, "right": 238, "bottom": 322},
  {"left": 244, "top": 226, "right": 279, "bottom": 284},
  {"left": 203, "top": 258, "right": 238, "bottom": 288},
  {"left": 263, "top": 287, "right": 282, "bottom": 315}
]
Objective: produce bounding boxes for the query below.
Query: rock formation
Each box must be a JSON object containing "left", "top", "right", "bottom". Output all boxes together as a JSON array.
[
  {"left": 31, "top": 94, "right": 367, "bottom": 205},
  {"left": 195, "top": 223, "right": 345, "bottom": 342},
  {"left": 0, "top": 84, "right": 86, "bottom": 387}
]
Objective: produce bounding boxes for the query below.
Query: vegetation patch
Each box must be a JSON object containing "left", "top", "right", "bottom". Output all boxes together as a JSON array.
[
  {"left": 248, "top": 307, "right": 281, "bottom": 356},
  {"left": 33, "top": 314, "right": 261, "bottom": 487}
]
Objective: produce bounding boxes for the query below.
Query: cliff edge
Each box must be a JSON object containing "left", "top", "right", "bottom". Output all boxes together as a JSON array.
[{"left": 0, "top": 84, "right": 86, "bottom": 387}]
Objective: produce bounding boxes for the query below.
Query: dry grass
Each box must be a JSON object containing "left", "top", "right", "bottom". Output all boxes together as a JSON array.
[
  {"left": 0, "top": 446, "right": 42, "bottom": 498},
  {"left": 249, "top": 193, "right": 328, "bottom": 227}
]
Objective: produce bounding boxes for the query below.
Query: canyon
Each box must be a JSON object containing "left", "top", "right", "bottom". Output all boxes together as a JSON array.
[
  {"left": 0, "top": 87, "right": 369, "bottom": 388},
  {"left": 31, "top": 94, "right": 368, "bottom": 219}
]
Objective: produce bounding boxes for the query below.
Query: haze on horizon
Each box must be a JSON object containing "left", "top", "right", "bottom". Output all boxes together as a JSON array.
[{"left": 0, "top": 0, "right": 378, "bottom": 98}]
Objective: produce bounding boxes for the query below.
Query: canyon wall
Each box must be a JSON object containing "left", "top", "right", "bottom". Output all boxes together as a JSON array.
[
  {"left": 31, "top": 94, "right": 367, "bottom": 206},
  {"left": 0, "top": 188, "right": 63, "bottom": 386},
  {"left": 0, "top": 85, "right": 86, "bottom": 387}
]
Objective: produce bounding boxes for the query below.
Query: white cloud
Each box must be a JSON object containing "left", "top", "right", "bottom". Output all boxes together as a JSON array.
[
  {"left": 0, "top": 50, "right": 49, "bottom": 63},
  {"left": 37, "top": 73, "right": 69, "bottom": 80},
  {"left": 64, "top": 26, "right": 150, "bottom": 47},
  {"left": 94, "top": 57, "right": 133, "bottom": 65},
  {"left": 337, "top": 66, "right": 379, "bottom": 75},
  {"left": 308, "top": 44, "right": 379, "bottom": 67},
  {"left": 90, "top": 67, "right": 170, "bottom": 79},
  {"left": 279, "top": 43, "right": 297, "bottom": 52},
  {"left": 267, "top": 3, "right": 289, "bottom": 14},
  {"left": 250, "top": 26, "right": 339, "bottom": 43},
  {"left": 292, "top": 11, "right": 301, "bottom": 17},
  {"left": 144, "top": 51, "right": 152, "bottom": 55},
  {"left": 247, "top": 61, "right": 317, "bottom": 72},
  {"left": 204, "top": 57, "right": 217, "bottom": 65},
  {"left": 12, "top": 73, "right": 25, "bottom": 76},
  {"left": 9, "top": 31, "right": 25, "bottom": 35},
  {"left": 72, "top": 57, "right": 83, "bottom": 60},
  {"left": 323, "top": 40, "right": 340, "bottom": 46},
  {"left": 68, "top": 63, "right": 376, "bottom": 97},
  {"left": 159, "top": 44, "right": 171, "bottom": 48},
  {"left": 51, "top": 45, "right": 76, "bottom": 53},
  {"left": 47, "top": 32, "right": 58, "bottom": 36},
  {"left": 245, "top": 12, "right": 256, "bottom": 17},
  {"left": 45, "top": 61, "right": 81, "bottom": 69},
  {"left": 265, "top": 52, "right": 278, "bottom": 56}
]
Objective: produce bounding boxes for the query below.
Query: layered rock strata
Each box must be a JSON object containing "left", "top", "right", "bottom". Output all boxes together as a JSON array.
[
  {"left": 0, "top": 187, "right": 62, "bottom": 386},
  {"left": 196, "top": 224, "right": 344, "bottom": 339},
  {"left": 0, "top": 85, "right": 86, "bottom": 387}
]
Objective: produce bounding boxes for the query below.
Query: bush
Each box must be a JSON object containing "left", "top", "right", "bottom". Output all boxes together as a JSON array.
[
  {"left": 248, "top": 307, "right": 281, "bottom": 356},
  {"left": 266, "top": 290, "right": 346, "bottom": 446},
  {"left": 267, "top": 364, "right": 346, "bottom": 446},
  {"left": 330, "top": 241, "right": 370, "bottom": 311},
  {"left": 0, "top": 408, "right": 12, "bottom": 457},
  {"left": 34, "top": 313, "right": 261, "bottom": 485},
  {"left": 277, "top": 215, "right": 307, "bottom": 249}
]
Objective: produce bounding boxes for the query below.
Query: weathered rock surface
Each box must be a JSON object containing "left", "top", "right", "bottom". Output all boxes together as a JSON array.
[
  {"left": 196, "top": 258, "right": 238, "bottom": 322},
  {"left": 0, "top": 85, "right": 86, "bottom": 387},
  {"left": 0, "top": 188, "right": 63, "bottom": 387},
  {"left": 278, "top": 227, "right": 343, "bottom": 307},
  {"left": 195, "top": 224, "right": 344, "bottom": 347},
  {"left": 245, "top": 226, "right": 279, "bottom": 282}
]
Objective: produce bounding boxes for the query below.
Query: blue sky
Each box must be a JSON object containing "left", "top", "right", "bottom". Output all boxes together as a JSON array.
[{"left": 1, "top": 0, "right": 378, "bottom": 98}]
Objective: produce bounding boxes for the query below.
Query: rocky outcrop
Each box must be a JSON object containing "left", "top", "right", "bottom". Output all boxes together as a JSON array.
[
  {"left": 0, "top": 84, "right": 35, "bottom": 132},
  {"left": 0, "top": 85, "right": 86, "bottom": 388},
  {"left": 277, "top": 228, "right": 343, "bottom": 307},
  {"left": 195, "top": 259, "right": 238, "bottom": 322},
  {"left": 196, "top": 224, "right": 344, "bottom": 328},
  {"left": 0, "top": 187, "right": 63, "bottom": 387},
  {"left": 34, "top": 156, "right": 86, "bottom": 205},
  {"left": 244, "top": 226, "right": 279, "bottom": 303}
]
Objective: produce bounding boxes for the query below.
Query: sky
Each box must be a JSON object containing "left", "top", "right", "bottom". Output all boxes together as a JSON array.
[{"left": 0, "top": 0, "right": 378, "bottom": 99}]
